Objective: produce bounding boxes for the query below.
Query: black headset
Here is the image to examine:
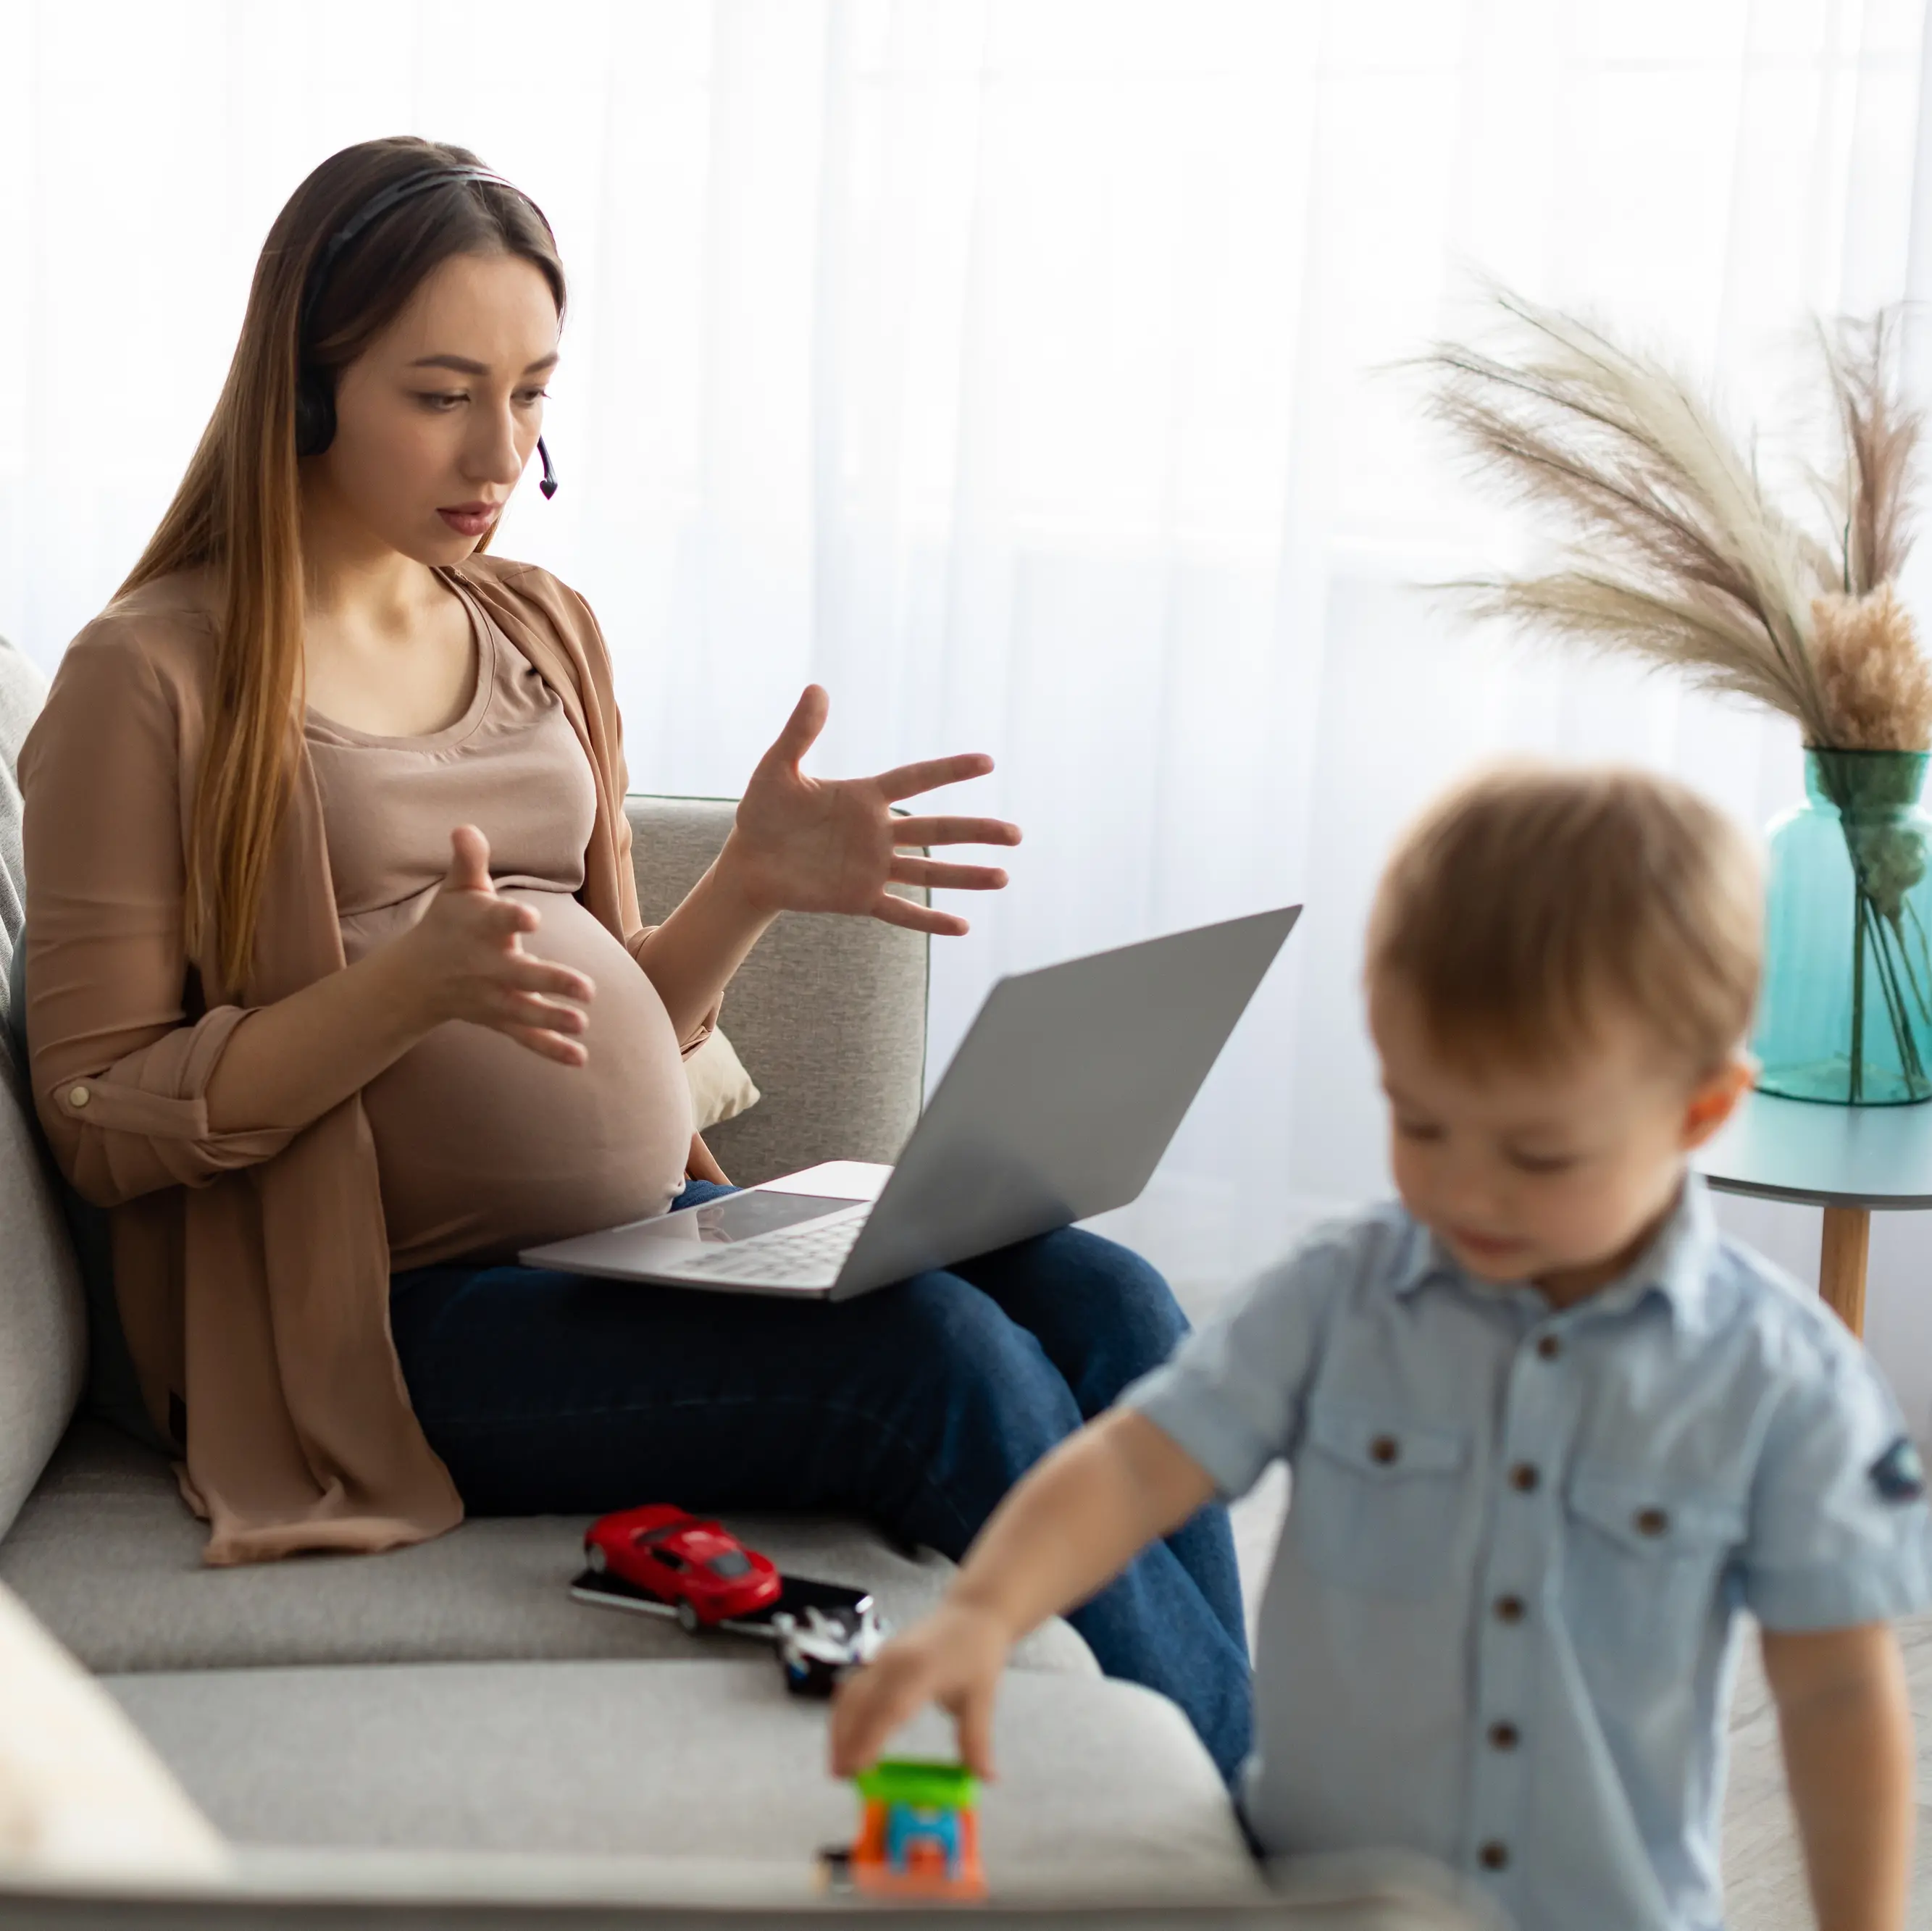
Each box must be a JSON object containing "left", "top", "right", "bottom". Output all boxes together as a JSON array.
[{"left": 294, "top": 164, "right": 559, "bottom": 500}]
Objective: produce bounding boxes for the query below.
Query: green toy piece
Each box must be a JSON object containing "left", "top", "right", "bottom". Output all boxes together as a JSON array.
[{"left": 853, "top": 1759, "right": 980, "bottom": 1810}]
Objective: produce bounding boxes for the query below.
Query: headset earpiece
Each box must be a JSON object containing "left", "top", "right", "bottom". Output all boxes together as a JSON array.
[{"left": 294, "top": 365, "right": 335, "bottom": 459}]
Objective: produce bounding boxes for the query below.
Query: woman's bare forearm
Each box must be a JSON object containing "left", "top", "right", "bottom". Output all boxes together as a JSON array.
[
  {"left": 204, "top": 939, "right": 440, "bottom": 1134},
  {"left": 948, "top": 1412, "right": 1217, "bottom": 1641},
  {"left": 628, "top": 839, "right": 777, "bottom": 1044}
]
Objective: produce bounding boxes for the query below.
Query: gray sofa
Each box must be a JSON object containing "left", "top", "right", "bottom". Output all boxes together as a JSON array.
[{"left": 0, "top": 632, "right": 1489, "bottom": 1927}]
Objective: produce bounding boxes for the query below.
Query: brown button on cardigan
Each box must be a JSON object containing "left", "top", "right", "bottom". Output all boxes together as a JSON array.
[{"left": 19, "top": 557, "right": 718, "bottom": 1565}]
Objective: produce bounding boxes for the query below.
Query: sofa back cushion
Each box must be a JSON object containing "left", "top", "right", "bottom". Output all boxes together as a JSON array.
[
  {"left": 0, "top": 637, "right": 85, "bottom": 1541},
  {"left": 0, "top": 1023, "right": 85, "bottom": 1542},
  {"left": 0, "top": 636, "right": 39, "bottom": 997},
  {"left": 624, "top": 796, "right": 929, "bottom": 1184}
]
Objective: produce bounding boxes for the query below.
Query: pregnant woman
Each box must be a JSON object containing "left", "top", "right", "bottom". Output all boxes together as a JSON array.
[{"left": 18, "top": 138, "right": 1247, "bottom": 1777}]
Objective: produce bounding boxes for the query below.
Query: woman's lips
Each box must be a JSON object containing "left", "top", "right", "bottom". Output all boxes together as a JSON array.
[{"left": 438, "top": 504, "right": 501, "bottom": 537}]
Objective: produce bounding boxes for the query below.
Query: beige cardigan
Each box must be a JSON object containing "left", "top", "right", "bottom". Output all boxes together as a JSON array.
[{"left": 20, "top": 558, "right": 717, "bottom": 1565}]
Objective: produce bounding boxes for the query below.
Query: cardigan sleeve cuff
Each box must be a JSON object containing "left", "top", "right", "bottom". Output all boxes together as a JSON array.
[{"left": 48, "top": 1006, "right": 299, "bottom": 1203}]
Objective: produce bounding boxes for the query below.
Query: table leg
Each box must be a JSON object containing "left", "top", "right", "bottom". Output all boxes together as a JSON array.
[{"left": 1818, "top": 1206, "right": 1871, "bottom": 1337}]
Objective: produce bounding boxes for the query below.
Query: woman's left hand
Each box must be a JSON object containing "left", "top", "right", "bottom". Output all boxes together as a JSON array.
[{"left": 719, "top": 686, "right": 1021, "bottom": 936}]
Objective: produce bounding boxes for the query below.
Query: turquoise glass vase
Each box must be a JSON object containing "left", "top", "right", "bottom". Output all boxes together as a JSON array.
[{"left": 1754, "top": 748, "right": 1932, "bottom": 1105}]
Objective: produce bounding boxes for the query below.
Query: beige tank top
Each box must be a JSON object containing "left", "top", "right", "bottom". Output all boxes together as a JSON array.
[{"left": 304, "top": 579, "right": 693, "bottom": 1269}]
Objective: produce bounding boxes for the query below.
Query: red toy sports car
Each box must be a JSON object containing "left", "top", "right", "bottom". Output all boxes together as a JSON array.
[{"left": 583, "top": 1505, "right": 781, "bottom": 1631}]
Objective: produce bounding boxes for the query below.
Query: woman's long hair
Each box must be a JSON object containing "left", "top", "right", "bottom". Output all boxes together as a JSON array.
[{"left": 121, "top": 137, "right": 566, "bottom": 992}]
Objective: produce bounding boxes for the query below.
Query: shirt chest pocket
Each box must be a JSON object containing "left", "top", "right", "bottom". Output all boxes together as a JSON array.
[
  {"left": 1563, "top": 1470, "right": 1744, "bottom": 1676},
  {"left": 1290, "top": 1404, "right": 1472, "bottom": 1601}
]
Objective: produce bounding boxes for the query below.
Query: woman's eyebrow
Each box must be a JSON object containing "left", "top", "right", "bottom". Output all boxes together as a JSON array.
[{"left": 407, "top": 352, "right": 561, "bottom": 376}]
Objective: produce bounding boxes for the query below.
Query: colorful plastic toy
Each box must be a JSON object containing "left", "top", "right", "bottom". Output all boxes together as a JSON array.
[
  {"left": 821, "top": 1759, "right": 985, "bottom": 1900},
  {"left": 582, "top": 1504, "right": 780, "bottom": 1631}
]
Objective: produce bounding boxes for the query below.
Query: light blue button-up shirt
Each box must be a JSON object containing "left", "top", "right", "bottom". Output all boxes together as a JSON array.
[{"left": 1125, "top": 1177, "right": 1930, "bottom": 1931}]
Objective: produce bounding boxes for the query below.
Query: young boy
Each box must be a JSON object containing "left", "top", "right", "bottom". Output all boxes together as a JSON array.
[{"left": 831, "top": 766, "right": 1930, "bottom": 1931}]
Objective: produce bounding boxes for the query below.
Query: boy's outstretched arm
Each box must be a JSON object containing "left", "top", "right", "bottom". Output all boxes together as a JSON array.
[
  {"left": 1760, "top": 1622, "right": 1914, "bottom": 1931},
  {"left": 828, "top": 1409, "right": 1216, "bottom": 1780}
]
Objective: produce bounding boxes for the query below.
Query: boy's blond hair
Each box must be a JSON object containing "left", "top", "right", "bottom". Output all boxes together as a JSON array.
[{"left": 1366, "top": 764, "right": 1762, "bottom": 1075}]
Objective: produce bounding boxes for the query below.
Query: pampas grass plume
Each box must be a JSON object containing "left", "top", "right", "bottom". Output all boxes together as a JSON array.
[
  {"left": 1813, "top": 585, "right": 1932, "bottom": 750},
  {"left": 1423, "top": 288, "right": 1932, "bottom": 755}
]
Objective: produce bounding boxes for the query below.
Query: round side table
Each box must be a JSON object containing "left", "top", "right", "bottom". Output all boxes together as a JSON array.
[{"left": 1696, "top": 1089, "right": 1932, "bottom": 1338}]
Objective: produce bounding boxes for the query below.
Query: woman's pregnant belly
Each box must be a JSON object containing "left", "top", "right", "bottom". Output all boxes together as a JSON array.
[{"left": 357, "top": 887, "right": 695, "bottom": 1270}]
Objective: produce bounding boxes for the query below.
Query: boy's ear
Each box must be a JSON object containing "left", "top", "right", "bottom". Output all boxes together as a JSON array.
[{"left": 1680, "top": 1056, "right": 1753, "bottom": 1152}]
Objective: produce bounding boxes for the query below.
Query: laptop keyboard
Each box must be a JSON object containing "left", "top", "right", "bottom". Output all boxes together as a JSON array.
[{"left": 656, "top": 1206, "right": 871, "bottom": 1289}]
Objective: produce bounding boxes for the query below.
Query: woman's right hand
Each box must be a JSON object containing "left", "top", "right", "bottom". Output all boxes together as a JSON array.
[{"left": 395, "top": 826, "right": 595, "bottom": 1066}]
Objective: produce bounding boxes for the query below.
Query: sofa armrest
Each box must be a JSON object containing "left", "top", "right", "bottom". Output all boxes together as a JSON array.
[{"left": 624, "top": 797, "right": 928, "bottom": 1185}]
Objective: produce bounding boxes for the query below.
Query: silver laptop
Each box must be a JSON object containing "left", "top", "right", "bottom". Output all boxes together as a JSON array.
[{"left": 520, "top": 905, "right": 1299, "bottom": 1299}]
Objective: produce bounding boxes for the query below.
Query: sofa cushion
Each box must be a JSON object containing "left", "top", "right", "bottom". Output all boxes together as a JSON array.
[
  {"left": 0, "top": 1024, "right": 85, "bottom": 1550},
  {"left": 625, "top": 797, "right": 927, "bottom": 1184},
  {"left": 104, "top": 1657, "right": 1256, "bottom": 1896},
  {"left": 0, "top": 632, "right": 85, "bottom": 1542},
  {"left": 0, "top": 634, "right": 106, "bottom": 1534},
  {"left": 0, "top": 1421, "right": 1094, "bottom": 1679},
  {"left": 0, "top": 634, "right": 46, "bottom": 984}
]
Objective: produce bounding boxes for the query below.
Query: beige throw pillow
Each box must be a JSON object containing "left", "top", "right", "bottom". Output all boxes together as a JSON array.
[
  {"left": 686, "top": 1026, "right": 761, "bottom": 1131},
  {"left": 0, "top": 1581, "right": 230, "bottom": 1880}
]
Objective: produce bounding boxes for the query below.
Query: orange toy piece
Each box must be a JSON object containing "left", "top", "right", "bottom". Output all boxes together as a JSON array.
[{"left": 828, "top": 1759, "right": 985, "bottom": 1901}]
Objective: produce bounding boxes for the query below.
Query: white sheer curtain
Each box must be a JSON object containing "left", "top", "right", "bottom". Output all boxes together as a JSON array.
[{"left": 6, "top": 0, "right": 1932, "bottom": 1408}]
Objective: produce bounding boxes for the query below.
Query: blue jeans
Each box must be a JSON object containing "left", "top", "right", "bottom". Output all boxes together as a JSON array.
[{"left": 389, "top": 1184, "right": 1252, "bottom": 1780}]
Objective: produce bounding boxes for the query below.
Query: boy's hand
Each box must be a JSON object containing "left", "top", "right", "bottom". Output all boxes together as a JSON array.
[
  {"left": 828, "top": 1412, "right": 1216, "bottom": 1785},
  {"left": 829, "top": 1602, "right": 1014, "bottom": 1780}
]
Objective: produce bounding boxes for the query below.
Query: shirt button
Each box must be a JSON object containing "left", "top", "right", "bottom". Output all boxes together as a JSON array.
[
  {"left": 1635, "top": 1507, "right": 1670, "bottom": 1538},
  {"left": 1494, "top": 1593, "right": 1526, "bottom": 1624},
  {"left": 1509, "top": 1462, "right": 1540, "bottom": 1493},
  {"left": 1479, "top": 1842, "right": 1510, "bottom": 1872},
  {"left": 1488, "top": 1720, "right": 1520, "bottom": 1751},
  {"left": 1369, "top": 1435, "right": 1400, "bottom": 1465},
  {"left": 1535, "top": 1334, "right": 1561, "bottom": 1361},
  {"left": 67, "top": 1084, "right": 90, "bottom": 1109}
]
